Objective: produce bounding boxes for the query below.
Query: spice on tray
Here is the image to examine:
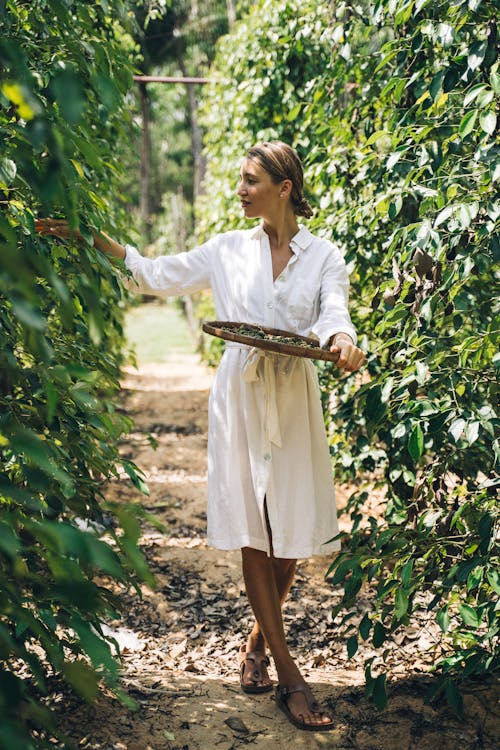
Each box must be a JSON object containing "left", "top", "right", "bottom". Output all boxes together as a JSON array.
[{"left": 219, "top": 324, "right": 317, "bottom": 349}]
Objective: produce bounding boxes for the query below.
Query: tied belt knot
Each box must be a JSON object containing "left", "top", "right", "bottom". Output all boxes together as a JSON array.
[{"left": 225, "top": 342, "right": 298, "bottom": 449}]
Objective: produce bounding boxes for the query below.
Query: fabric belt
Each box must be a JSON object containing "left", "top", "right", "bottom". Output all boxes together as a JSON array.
[{"left": 225, "top": 342, "right": 283, "bottom": 448}]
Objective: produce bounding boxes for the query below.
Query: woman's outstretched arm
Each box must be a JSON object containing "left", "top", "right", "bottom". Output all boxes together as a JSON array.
[
  {"left": 35, "top": 217, "right": 215, "bottom": 298},
  {"left": 34, "top": 218, "right": 125, "bottom": 259}
]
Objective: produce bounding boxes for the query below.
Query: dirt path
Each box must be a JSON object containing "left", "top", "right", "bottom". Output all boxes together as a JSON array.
[{"left": 56, "top": 353, "right": 498, "bottom": 750}]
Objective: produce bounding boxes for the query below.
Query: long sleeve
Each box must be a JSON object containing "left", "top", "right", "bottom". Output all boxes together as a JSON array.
[
  {"left": 123, "top": 238, "right": 217, "bottom": 297},
  {"left": 311, "top": 245, "right": 357, "bottom": 348}
]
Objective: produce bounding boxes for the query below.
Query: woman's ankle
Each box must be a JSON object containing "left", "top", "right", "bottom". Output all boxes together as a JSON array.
[
  {"left": 246, "top": 632, "right": 266, "bottom": 654},
  {"left": 274, "top": 660, "right": 303, "bottom": 686}
]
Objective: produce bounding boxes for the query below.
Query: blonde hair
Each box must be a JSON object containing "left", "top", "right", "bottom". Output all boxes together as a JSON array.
[{"left": 246, "top": 141, "right": 313, "bottom": 218}]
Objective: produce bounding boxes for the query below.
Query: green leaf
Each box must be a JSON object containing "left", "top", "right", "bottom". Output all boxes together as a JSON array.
[
  {"left": 429, "top": 70, "right": 445, "bottom": 100},
  {"left": 464, "top": 420, "right": 480, "bottom": 445},
  {"left": 365, "top": 386, "right": 387, "bottom": 424},
  {"left": 467, "top": 566, "right": 483, "bottom": 592},
  {"left": 286, "top": 103, "right": 301, "bottom": 121},
  {"left": 444, "top": 680, "right": 463, "bottom": 718},
  {"left": 394, "top": 588, "right": 409, "bottom": 620},
  {"left": 365, "top": 130, "right": 390, "bottom": 146},
  {"left": 458, "top": 603, "right": 481, "bottom": 628},
  {"left": 486, "top": 569, "right": 500, "bottom": 595},
  {"left": 0, "top": 159, "right": 17, "bottom": 188},
  {"left": 372, "top": 621, "right": 386, "bottom": 648},
  {"left": 401, "top": 559, "right": 413, "bottom": 587},
  {"left": 458, "top": 110, "right": 478, "bottom": 138},
  {"left": 347, "top": 635, "right": 358, "bottom": 658},
  {"left": 91, "top": 73, "right": 121, "bottom": 112},
  {"left": 387, "top": 151, "right": 403, "bottom": 169},
  {"left": 0, "top": 522, "right": 20, "bottom": 558},
  {"left": 63, "top": 661, "right": 100, "bottom": 702},
  {"left": 359, "top": 613, "right": 372, "bottom": 641},
  {"left": 479, "top": 111, "right": 497, "bottom": 135},
  {"left": 468, "top": 40, "right": 487, "bottom": 68},
  {"left": 408, "top": 423, "right": 424, "bottom": 462},
  {"left": 50, "top": 69, "right": 85, "bottom": 124},
  {"left": 9, "top": 428, "right": 53, "bottom": 471},
  {"left": 448, "top": 418, "right": 465, "bottom": 442},
  {"left": 463, "top": 83, "right": 488, "bottom": 107},
  {"left": 491, "top": 69, "right": 500, "bottom": 94},
  {"left": 388, "top": 196, "right": 402, "bottom": 219},
  {"left": 372, "top": 674, "right": 387, "bottom": 710},
  {"left": 70, "top": 617, "right": 117, "bottom": 676},
  {"left": 10, "top": 297, "right": 46, "bottom": 331},
  {"left": 437, "top": 606, "right": 450, "bottom": 633},
  {"left": 121, "top": 461, "right": 150, "bottom": 495}
]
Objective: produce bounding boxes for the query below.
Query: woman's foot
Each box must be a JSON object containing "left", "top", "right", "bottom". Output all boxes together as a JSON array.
[
  {"left": 275, "top": 683, "right": 333, "bottom": 731},
  {"left": 239, "top": 645, "right": 273, "bottom": 693}
]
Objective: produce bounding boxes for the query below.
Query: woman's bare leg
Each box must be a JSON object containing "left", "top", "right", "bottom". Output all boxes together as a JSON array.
[
  {"left": 245, "top": 556, "right": 296, "bottom": 652},
  {"left": 241, "top": 546, "right": 332, "bottom": 726}
]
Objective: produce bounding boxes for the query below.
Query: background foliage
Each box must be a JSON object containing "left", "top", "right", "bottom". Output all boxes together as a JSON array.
[
  {"left": 196, "top": 0, "right": 499, "bottom": 711},
  {"left": 0, "top": 2, "right": 154, "bottom": 748}
]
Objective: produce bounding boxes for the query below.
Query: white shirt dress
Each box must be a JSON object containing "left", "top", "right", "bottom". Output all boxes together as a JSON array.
[{"left": 124, "top": 224, "right": 357, "bottom": 559}]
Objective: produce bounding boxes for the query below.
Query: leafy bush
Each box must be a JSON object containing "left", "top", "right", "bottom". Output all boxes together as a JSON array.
[
  {"left": 0, "top": 2, "right": 153, "bottom": 747},
  {"left": 197, "top": 0, "right": 499, "bottom": 712}
]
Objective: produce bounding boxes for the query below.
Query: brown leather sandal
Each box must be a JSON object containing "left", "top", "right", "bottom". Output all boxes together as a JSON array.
[
  {"left": 275, "top": 683, "right": 334, "bottom": 731},
  {"left": 239, "top": 645, "right": 273, "bottom": 694}
]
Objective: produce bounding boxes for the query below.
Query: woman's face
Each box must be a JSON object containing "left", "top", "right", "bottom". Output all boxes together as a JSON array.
[{"left": 237, "top": 158, "right": 282, "bottom": 219}]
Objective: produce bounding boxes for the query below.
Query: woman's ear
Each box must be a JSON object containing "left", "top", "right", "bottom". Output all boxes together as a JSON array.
[{"left": 280, "top": 179, "right": 293, "bottom": 198}]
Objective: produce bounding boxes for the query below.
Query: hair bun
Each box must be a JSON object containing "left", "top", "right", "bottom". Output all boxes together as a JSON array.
[{"left": 294, "top": 195, "right": 313, "bottom": 219}]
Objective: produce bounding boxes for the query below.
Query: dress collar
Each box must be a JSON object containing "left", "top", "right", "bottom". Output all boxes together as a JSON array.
[{"left": 249, "top": 223, "right": 314, "bottom": 254}]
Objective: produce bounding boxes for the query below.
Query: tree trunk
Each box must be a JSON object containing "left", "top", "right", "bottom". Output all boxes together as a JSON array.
[{"left": 139, "top": 82, "right": 151, "bottom": 243}]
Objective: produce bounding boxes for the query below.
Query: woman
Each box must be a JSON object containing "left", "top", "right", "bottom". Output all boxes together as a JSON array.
[{"left": 36, "top": 141, "right": 365, "bottom": 732}]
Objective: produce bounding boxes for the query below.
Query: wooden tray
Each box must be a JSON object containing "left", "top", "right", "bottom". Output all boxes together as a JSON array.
[{"left": 202, "top": 321, "right": 339, "bottom": 363}]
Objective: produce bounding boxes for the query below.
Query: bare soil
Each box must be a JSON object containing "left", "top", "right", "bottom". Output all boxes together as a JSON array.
[{"left": 54, "top": 355, "right": 499, "bottom": 750}]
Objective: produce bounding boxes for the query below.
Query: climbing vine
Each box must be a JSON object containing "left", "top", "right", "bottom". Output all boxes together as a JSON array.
[
  {"left": 0, "top": 3, "right": 153, "bottom": 748},
  {"left": 197, "top": 0, "right": 499, "bottom": 711}
]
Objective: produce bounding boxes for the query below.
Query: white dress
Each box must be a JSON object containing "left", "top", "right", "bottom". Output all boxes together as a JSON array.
[{"left": 124, "top": 224, "right": 357, "bottom": 559}]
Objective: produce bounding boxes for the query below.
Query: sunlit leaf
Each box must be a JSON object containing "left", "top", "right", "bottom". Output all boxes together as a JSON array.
[
  {"left": 458, "top": 110, "right": 478, "bottom": 137},
  {"left": 0, "top": 159, "right": 17, "bottom": 188},
  {"left": 479, "top": 111, "right": 497, "bottom": 135}
]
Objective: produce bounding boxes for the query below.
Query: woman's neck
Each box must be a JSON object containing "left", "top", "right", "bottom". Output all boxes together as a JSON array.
[{"left": 262, "top": 212, "right": 299, "bottom": 250}]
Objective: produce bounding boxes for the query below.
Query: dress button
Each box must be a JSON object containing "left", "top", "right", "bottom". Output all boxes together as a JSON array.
[
  {"left": 267, "top": 302, "right": 273, "bottom": 309},
  {"left": 264, "top": 453, "right": 271, "bottom": 461}
]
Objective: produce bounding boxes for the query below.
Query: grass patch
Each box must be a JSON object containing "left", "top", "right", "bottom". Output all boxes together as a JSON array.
[{"left": 125, "top": 301, "right": 194, "bottom": 364}]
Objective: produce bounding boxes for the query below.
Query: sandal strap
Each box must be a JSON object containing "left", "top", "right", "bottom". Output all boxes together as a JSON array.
[
  {"left": 244, "top": 649, "right": 270, "bottom": 667},
  {"left": 275, "top": 683, "right": 321, "bottom": 713},
  {"left": 239, "top": 646, "right": 270, "bottom": 682}
]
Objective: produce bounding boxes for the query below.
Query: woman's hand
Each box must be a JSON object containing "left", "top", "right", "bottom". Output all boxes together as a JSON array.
[
  {"left": 329, "top": 333, "right": 366, "bottom": 372},
  {"left": 34, "top": 218, "right": 126, "bottom": 259},
  {"left": 34, "top": 218, "right": 83, "bottom": 241}
]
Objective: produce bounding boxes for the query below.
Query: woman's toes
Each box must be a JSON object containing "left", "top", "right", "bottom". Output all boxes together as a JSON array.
[{"left": 288, "top": 693, "right": 332, "bottom": 726}]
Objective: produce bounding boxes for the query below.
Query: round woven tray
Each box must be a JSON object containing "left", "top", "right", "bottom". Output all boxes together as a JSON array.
[{"left": 202, "top": 321, "right": 339, "bottom": 363}]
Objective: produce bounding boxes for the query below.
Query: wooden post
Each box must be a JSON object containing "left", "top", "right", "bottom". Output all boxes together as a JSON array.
[
  {"left": 172, "top": 187, "right": 201, "bottom": 345},
  {"left": 226, "top": 0, "right": 236, "bottom": 29},
  {"left": 138, "top": 82, "right": 151, "bottom": 242}
]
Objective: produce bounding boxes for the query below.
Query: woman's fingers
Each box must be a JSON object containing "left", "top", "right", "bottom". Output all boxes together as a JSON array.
[
  {"left": 330, "top": 343, "right": 366, "bottom": 372},
  {"left": 34, "top": 218, "right": 73, "bottom": 238}
]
